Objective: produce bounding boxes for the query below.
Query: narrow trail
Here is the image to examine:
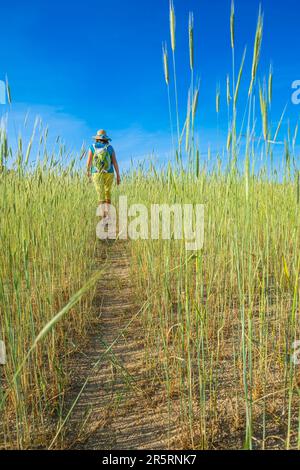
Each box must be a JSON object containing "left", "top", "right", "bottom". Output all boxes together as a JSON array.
[{"left": 64, "top": 241, "right": 180, "bottom": 450}]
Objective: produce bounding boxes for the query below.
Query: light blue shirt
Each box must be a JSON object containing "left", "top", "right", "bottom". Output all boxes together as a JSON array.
[{"left": 90, "top": 143, "right": 114, "bottom": 174}]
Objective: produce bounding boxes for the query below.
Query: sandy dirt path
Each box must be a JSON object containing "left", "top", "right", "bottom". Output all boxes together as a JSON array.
[{"left": 63, "top": 241, "right": 180, "bottom": 450}]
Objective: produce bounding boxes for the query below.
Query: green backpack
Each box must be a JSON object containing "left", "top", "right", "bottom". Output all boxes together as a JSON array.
[{"left": 93, "top": 144, "right": 111, "bottom": 173}]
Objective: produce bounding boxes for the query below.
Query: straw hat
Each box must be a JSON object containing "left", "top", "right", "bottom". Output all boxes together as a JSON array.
[{"left": 93, "top": 129, "right": 112, "bottom": 141}]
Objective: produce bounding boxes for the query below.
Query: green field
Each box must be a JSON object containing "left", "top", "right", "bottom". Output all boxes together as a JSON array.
[{"left": 1, "top": 0, "right": 300, "bottom": 450}]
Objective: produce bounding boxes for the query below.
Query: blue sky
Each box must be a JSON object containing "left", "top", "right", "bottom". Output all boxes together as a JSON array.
[{"left": 0, "top": 0, "right": 299, "bottom": 168}]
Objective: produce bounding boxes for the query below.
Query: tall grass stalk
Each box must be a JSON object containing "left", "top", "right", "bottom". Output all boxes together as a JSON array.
[
  {"left": 189, "top": 12, "right": 195, "bottom": 160},
  {"left": 169, "top": 0, "right": 181, "bottom": 153},
  {"left": 162, "top": 42, "right": 175, "bottom": 155}
]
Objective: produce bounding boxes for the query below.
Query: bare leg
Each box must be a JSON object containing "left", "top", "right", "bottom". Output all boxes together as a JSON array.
[
  {"left": 98, "top": 200, "right": 111, "bottom": 225},
  {"left": 104, "top": 200, "right": 111, "bottom": 218},
  {"left": 98, "top": 201, "right": 106, "bottom": 217}
]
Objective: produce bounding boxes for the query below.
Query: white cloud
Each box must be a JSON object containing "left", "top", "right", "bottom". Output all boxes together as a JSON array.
[
  {"left": 111, "top": 126, "right": 174, "bottom": 170},
  {"left": 1, "top": 103, "right": 175, "bottom": 170}
]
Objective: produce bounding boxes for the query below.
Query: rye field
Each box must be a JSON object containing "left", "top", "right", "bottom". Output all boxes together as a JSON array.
[{"left": 0, "top": 1, "right": 300, "bottom": 450}]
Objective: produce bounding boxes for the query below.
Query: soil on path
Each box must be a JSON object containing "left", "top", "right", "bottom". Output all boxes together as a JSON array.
[{"left": 63, "top": 241, "right": 180, "bottom": 450}]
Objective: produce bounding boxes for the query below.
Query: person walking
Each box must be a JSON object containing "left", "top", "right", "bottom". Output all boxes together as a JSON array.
[{"left": 87, "top": 129, "right": 121, "bottom": 217}]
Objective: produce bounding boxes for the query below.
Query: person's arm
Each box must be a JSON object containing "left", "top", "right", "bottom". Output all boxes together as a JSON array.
[
  {"left": 111, "top": 151, "right": 121, "bottom": 185},
  {"left": 87, "top": 149, "right": 93, "bottom": 179}
]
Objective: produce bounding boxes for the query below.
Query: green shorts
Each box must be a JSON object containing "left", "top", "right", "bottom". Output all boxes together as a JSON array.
[{"left": 92, "top": 173, "right": 114, "bottom": 203}]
